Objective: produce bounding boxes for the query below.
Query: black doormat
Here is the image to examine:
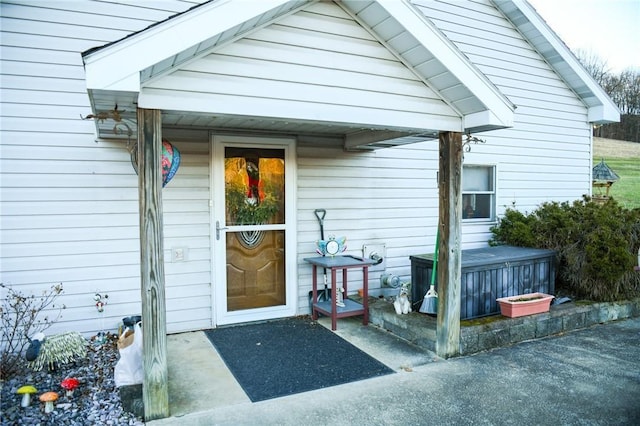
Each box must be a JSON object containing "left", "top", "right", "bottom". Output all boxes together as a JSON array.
[{"left": 204, "top": 317, "right": 394, "bottom": 402}]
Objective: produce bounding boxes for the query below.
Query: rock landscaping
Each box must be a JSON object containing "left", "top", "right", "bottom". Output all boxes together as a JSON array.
[{"left": 0, "top": 334, "right": 143, "bottom": 426}]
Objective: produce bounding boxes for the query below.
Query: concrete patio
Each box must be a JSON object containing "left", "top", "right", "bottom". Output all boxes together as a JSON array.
[
  {"left": 159, "top": 314, "right": 437, "bottom": 418},
  {"left": 148, "top": 313, "right": 640, "bottom": 425},
  {"left": 122, "top": 296, "right": 640, "bottom": 423}
]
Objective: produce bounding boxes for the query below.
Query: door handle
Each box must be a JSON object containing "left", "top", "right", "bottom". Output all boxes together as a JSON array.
[{"left": 216, "top": 221, "right": 229, "bottom": 240}]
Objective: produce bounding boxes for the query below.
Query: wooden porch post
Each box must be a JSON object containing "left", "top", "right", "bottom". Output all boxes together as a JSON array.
[
  {"left": 137, "top": 108, "right": 169, "bottom": 420},
  {"left": 436, "top": 131, "right": 463, "bottom": 358}
]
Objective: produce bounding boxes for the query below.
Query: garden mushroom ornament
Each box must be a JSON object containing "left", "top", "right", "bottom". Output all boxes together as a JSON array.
[
  {"left": 40, "top": 391, "right": 58, "bottom": 413},
  {"left": 16, "top": 385, "right": 37, "bottom": 407},
  {"left": 61, "top": 377, "right": 80, "bottom": 397}
]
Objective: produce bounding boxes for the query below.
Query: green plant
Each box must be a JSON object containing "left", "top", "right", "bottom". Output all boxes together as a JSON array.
[
  {"left": 0, "top": 283, "right": 65, "bottom": 379},
  {"left": 488, "top": 206, "right": 537, "bottom": 247},
  {"left": 490, "top": 197, "right": 640, "bottom": 301},
  {"left": 226, "top": 183, "right": 279, "bottom": 226}
]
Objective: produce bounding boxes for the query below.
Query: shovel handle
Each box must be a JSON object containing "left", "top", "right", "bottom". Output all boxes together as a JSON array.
[
  {"left": 314, "top": 209, "right": 326, "bottom": 241},
  {"left": 314, "top": 209, "right": 326, "bottom": 225}
]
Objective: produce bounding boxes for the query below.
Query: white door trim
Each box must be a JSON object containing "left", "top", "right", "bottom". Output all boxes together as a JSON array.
[{"left": 210, "top": 134, "right": 297, "bottom": 326}]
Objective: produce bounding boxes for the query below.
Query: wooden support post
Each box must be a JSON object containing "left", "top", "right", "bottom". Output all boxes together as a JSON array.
[
  {"left": 137, "top": 108, "right": 169, "bottom": 420},
  {"left": 436, "top": 131, "right": 463, "bottom": 358}
]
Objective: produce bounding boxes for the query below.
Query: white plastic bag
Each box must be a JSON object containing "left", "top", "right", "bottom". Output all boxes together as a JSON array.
[{"left": 114, "top": 322, "right": 143, "bottom": 387}]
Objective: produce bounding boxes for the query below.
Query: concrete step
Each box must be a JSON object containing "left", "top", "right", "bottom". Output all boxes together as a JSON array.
[
  {"left": 368, "top": 295, "right": 640, "bottom": 356},
  {"left": 367, "top": 296, "right": 437, "bottom": 352}
]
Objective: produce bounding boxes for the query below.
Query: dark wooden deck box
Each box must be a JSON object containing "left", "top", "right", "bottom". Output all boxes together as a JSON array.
[{"left": 410, "top": 245, "right": 556, "bottom": 319}]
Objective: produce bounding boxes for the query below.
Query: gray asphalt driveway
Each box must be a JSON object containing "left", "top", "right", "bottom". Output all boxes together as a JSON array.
[{"left": 151, "top": 317, "right": 640, "bottom": 426}]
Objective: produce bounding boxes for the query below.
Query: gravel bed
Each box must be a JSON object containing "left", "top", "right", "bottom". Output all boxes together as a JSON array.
[{"left": 1, "top": 334, "right": 144, "bottom": 425}]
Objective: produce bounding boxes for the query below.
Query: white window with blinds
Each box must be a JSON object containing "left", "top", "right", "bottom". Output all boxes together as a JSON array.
[{"left": 462, "top": 165, "right": 496, "bottom": 221}]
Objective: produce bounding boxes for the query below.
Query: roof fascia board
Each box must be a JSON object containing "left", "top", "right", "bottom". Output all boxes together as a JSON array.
[
  {"left": 378, "top": 0, "right": 515, "bottom": 129},
  {"left": 504, "top": 0, "right": 619, "bottom": 123},
  {"left": 588, "top": 105, "right": 621, "bottom": 124},
  {"left": 464, "top": 109, "right": 512, "bottom": 132},
  {"left": 83, "top": 0, "right": 294, "bottom": 92}
]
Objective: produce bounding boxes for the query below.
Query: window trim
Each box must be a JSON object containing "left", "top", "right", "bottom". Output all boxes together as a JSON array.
[{"left": 462, "top": 164, "right": 497, "bottom": 222}]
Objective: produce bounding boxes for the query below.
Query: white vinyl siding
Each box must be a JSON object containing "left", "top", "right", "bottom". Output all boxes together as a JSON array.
[
  {"left": 295, "top": 140, "right": 440, "bottom": 312},
  {"left": 0, "top": 0, "right": 206, "bottom": 337},
  {"left": 1, "top": 0, "right": 600, "bottom": 333},
  {"left": 414, "top": 0, "right": 592, "bottom": 247},
  {"left": 161, "top": 130, "right": 212, "bottom": 333},
  {"left": 141, "top": 2, "right": 460, "bottom": 132}
]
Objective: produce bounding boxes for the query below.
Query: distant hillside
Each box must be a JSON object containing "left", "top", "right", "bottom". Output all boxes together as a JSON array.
[{"left": 593, "top": 137, "right": 640, "bottom": 159}]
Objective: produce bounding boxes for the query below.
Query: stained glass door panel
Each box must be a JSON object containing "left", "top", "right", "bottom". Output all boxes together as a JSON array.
[{"left": 224, "top": 148, "right": 285, "bottom": 311}]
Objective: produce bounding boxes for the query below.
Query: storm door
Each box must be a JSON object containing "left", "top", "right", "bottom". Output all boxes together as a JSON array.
[{"left": 212, "top": 135, "right": 296, "bottom": 326}]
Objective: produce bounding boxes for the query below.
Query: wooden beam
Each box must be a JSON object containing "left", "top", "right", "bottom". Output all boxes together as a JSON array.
[
  {"left": 137, "top": 108, "right": 169, "bottom": 420},
  {"left": 436, "top": 131, "right": 463, "bottom": 358}
]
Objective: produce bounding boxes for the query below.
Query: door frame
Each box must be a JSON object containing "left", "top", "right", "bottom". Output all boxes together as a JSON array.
[{"left": 210, "top": 134, "right": 297, "bottom": 326}]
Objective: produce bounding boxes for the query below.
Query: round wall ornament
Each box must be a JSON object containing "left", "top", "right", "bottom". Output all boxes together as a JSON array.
[{"left": 130, "top": 138, "right": 181, "bottom": 187}]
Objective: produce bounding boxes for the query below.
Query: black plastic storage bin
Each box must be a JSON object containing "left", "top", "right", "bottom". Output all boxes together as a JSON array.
[{"left": 411, "top": 245, "right": 556, "bottom": 319}]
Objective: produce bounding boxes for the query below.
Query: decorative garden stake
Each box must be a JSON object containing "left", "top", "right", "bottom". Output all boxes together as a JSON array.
[
  {"left": 94, "top": 293, "right": 107, "bottom": 313},
  {"left": 94, "top": 293, "right": 108, "bottom": 344}
]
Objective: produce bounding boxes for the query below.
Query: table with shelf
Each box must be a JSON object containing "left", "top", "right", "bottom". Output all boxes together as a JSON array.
[{"left": 304, "top": 255, "right": 377, "bottom": 330}]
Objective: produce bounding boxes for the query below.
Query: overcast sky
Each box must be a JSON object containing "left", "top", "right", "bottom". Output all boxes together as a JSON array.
[{"left": 527, "top": 0, "right": 640, "bottom": 73}]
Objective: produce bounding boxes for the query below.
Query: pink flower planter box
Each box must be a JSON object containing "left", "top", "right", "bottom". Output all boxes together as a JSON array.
[{"left": 496, "top": 292, "right": 555, "bottom": 318}]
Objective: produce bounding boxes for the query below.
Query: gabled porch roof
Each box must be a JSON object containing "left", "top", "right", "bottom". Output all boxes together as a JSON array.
[{"left": 82, "top": 0, "right": 516, "bottom": 149}]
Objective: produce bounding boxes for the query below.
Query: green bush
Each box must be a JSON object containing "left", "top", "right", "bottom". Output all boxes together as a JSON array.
[{"left": 490, "top": 197, "right": 640, "bottom": 302}]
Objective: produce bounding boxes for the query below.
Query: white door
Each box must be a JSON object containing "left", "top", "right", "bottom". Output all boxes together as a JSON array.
[{"left": 212, "top": 135, "right": 296, "bottom": 326}]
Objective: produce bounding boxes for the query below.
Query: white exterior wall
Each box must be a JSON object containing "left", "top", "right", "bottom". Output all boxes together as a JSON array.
[
  {"left": 1, "top": 0, "right": 596, "bottom": 334},
  {"left": 0, "top": 0, "right": 206, "bottom": 337},
  {"left": 294, "top": 140, "right": 439, "bottom": 313},
  {"left": 142, "top": 2, "right": 459, "bottom": 132},
  {"left": 415, "top": 0, "right": 592, "bottom": 247},
  {"left": 160, "top": 129, "right": 212, "bottom": 333}
]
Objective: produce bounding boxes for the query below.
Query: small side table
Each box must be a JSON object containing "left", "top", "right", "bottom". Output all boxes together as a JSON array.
[{"left": 304, "top": 255, "right": 376, "bottom": 330}]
